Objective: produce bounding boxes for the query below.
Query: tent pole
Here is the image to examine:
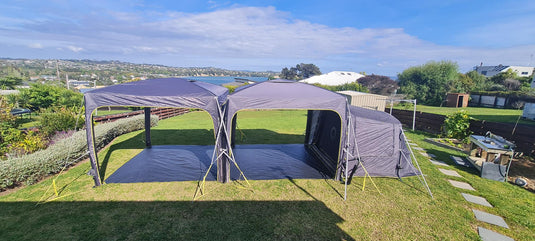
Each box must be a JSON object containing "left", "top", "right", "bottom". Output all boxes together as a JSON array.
[
  {"left": 88, "top": 115, "right": 102, "bottom": 186},
  {"left": 343, "top": 110, "right": 351, "bottom": 200},
  {"left": 144, "top": 107, "right": 151, "bottom": 147},
  {"left": 401, "top": 129, "right": 433, "bottom": 198}
]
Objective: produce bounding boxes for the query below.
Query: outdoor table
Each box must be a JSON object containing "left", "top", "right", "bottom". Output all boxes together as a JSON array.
[{"left": 467, "top": 134, "right": 514, "bottom": 181}]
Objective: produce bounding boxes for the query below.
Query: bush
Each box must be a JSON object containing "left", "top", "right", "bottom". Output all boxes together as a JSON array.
[
  {"left": 0, "top": 115, "right": 158, "bottom": 190},
  {"left": 39, "top": 107, "right": 85, "bottom": 137},
  {"left": 5, "top": 131, "right": 48, "bottom": 158},
  {"left": 442, "top": 110, "right": 472, "bottom": 141}
]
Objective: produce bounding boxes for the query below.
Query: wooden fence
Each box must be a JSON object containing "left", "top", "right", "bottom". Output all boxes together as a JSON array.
[
  {"left": 389, "top": 109, "right": 535, "bottom": 155},
  {"left": 94, "top": 108, "right": 189, "bottom": 123}
]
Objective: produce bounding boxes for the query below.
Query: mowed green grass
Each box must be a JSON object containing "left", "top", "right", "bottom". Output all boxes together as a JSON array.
[
  {"left": 1, "top": 110, "right": 534, "bottom": 240},
  {"left": 394, "top": 104, "right": 534, "bottom": 125}
]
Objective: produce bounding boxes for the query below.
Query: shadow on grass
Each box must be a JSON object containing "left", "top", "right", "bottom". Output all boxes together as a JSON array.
[{"left": 0, "top": 201, "right": 354, "bottom": 241}]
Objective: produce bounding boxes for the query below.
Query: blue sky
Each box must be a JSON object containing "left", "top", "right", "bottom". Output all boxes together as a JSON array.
[{"left": 1, "top": 0, "right": 534, "bottom": 75}]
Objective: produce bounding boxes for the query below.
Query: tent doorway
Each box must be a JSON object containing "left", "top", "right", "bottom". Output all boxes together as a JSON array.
[
  {"left": 103, "top": 110, "right": 220, "bottom": 184},
  {"left": 228, "top": 109, "right": 339, "bottom": 181}
]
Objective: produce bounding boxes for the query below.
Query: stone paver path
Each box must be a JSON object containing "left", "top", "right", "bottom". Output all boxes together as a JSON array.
[
  {"left": 438, "top": 168, "right": 463, "bottom": 177},
  {"left": 410, "top": 139, "right": 514, "bottom": 240},
  {"left": 419, "top": 152, "right": 430, "bottom": 157},
  {"left": 478, "top": 227, "right": 514, "bottom": 241},
  {"left": 461, "top": 193, "right": 493, "bottom": 207},
  {"left": 430, "top": 159, "right": 449, "bottom": 166},
  {"left": 472, "top": 209, "right": 509, "bottom": 228},
  {"left": 448, "top": 179, "right": 476, "bottom": 191},
  {"left": 450, "top": 155, "right": 471, "bottom": 167}
]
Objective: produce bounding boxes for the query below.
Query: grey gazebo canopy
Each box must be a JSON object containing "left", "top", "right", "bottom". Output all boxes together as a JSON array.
[{"left": 84, "top": 78, "right": 228, "bottom": 186}]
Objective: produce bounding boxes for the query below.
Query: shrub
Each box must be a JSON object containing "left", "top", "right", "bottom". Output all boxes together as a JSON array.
[
  {"left": 5, "top": 131, "right": 48, "bottom": 158},
  {"left": 39, "top": 107, "right": 85, "bottom": 137},
  {"left": 0, "top": 115, "right": 158, "bottom": 190},
  {"left": 442, "top": 110, "right": 472, "bottom": 141}
]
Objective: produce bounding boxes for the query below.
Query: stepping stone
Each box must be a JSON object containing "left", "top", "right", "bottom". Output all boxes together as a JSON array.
[
  {"left": 448, "top": 179, "right": 476, "bottom": 191},
  {"left": 429, "top": 159, "right": 449, "bottom": 167},
  {"left": 472, "top": 209, "right": 509, "bottom": 228},
  {"left": 413, "top": 147, "right": 424, "bottom": 151},
  {"left": 478, "top": 227, "right": 514, "bottom": 241},
  {"left": 420, "top": 152, "right": 430, "bottom": 157},
  {"left": 438, "top": 168, "right": 463, "bottom": 178},
  {"left": 408, "top": 142, "right": 418, "bottom": 146},
  {"left": 428, "top": 153, "right": 436, "bottom": 158},
  {"left": 461, "top": 193, "right": 493, "bottom": 207},
  {"left": 450, "top": 155, "right": 471, "bottom": 167}
]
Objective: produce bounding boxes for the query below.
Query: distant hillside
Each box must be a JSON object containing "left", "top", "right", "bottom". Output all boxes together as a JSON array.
[{"left": 0, "top": 58, "right": 278, "bottom": 85}]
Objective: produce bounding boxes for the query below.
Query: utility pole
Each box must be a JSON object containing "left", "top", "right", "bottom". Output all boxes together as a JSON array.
[
  {"left": 56, "top": 60, "right": 60, "bottom": 81},
  {"left": 66, "top": 73, "right": 70, "bottom": 90}
]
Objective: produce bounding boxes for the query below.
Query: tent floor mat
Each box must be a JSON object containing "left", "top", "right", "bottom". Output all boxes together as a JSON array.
[
  {"left": 105, "top": 144, "right": 332, "bottom": 184},
  {"left": 230, "top": 144, "right": 332, "bottom": 180}
]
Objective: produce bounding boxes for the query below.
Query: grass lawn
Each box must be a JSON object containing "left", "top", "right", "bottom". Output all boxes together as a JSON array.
[
  {"left": 1, "top": 110, "right": 533, "bottom": 240},
  {"left": 394, "top": 104, "right": 534, "bottom": 126}
]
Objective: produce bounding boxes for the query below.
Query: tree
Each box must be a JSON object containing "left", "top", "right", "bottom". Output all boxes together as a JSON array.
[
  {"left": 489, "top": 68, "right": 516, "bottom": 85},
  {"left": 357, "top": 74, "right": 398, "bottom": 95},
  {"left": 296, "top": 63, "right": 321, "bottom": 79},
  {"left": 449, "top": 73, "right": 474, "bottom": 93},
  {"left": 279, "top": 63, "right": 321, "bottom": 80},
  {"left": 17, "top": 84, "right": 83, "bottom": 111},
  {"left": 280, "top": 67, "right": 297, "bottom": 80},
  {"left": 0, "top": 76, "right": 23, "bottom": 90},
  {"left": 466, "top": 70, "right": 488, "bottom": 91},
  {"left": 398, "top": 61, "right": 459, "bottom": 106}
]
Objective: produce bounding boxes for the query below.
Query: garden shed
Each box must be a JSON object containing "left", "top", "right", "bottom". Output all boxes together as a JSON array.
[{"left": 446, "top": 93, "right": 469, "bottom": 108}]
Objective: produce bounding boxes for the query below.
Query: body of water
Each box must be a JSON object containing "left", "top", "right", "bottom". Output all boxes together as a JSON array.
[{"left": 185, "top": 76, "right": 269, "bottom": 85}]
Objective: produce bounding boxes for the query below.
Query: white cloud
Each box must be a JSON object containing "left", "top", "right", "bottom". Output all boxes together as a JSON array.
[
  {"left": 28, "top": 43, "right": 43, "bottom": 49},
  {"left": 67, "top": 45, "right": 83, "bottom": 52},
  {"left": 0, "top": 5, "right": 533, "bottom": 74}
]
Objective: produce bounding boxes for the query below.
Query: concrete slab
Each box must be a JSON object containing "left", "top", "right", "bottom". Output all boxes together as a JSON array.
[
  {"left": 478, "top": 227, "right": 514, "bottom": 241},
  {"left": 420, "top": 152, "right": 430, "bottom": 157},
  {"left": 448, "top": 179, "right": 476, "bottom": 191},
  {"left": 413, "top": 147, "right": 424, "bottom": 151},
  {"left": 429, "top": 159, "right": 449, "bottom": 167},
  {"left": 473, "top": 209, "right": 509, "bottom": 228},
  {"left": 428, "top": 153, "right": 436, "bottom": 158},
  {"left": 438, "top": 168, "right": 463, "bottom": 177},
  {"left": 408, "top": 142, "right": 418, "bottom": 146},
  {"left": 450, "top": 155, "right": 471, "bottom": 167},
  {"left": 461, "top": 193, "right": 493, "bottom": 207}
]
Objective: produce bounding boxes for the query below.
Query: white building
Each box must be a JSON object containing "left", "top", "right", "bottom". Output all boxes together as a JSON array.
[
  {"left": 522, "top": 75, "right": 535, "bottom": 120},
  {"left": 474, "top": 65, "right": 534, "bottom": 78},
  {"left": 300, "top": 71, "right": 364, "bottom": 86}
]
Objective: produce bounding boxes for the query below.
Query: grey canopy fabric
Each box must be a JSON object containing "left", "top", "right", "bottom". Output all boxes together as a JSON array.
[
  {"left": 347, "top": 105, "right": 419, "bottom": 178},
  {"left": 84, "top": 78, "right": 228, "bottom": 186},
  {"left": 83, "top": 78, "right": 425, "bottom": 192},
  {"left": 222, "top": 79, "right": 349, "bottom": 182}
]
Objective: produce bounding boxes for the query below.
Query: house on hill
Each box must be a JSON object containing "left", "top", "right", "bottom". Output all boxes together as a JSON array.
[
  {"left": 474, "top": 64, "right": 534, "bottom": 78},
  {"left": 300, "top": 71, "right": 364, "bottom": 86}
]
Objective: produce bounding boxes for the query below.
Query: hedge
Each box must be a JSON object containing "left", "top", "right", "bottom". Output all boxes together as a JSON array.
[{"left": 0, "top": 115, "right": 158, "bottom": 190}]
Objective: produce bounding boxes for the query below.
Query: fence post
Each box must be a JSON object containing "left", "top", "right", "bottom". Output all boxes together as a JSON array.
[
  {"left": 412, "top": 99, "right": 416, "bottom": 131},
  {"left": 144, "top": 107, "right": 151, "bottom": 147}
]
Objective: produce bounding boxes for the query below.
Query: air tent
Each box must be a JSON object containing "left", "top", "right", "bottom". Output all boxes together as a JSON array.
[
  {"left": 221, "top": 80, "right": 345, "bottom": 182},
  {"left": 220, "top": 80, "right": 426, "bottom": 191},
  {"left": 346, "top": 105, "right": 420, "bottom": 178},
  {"left": 84, "top": 78, "right": 228, "bottom": 186}
]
